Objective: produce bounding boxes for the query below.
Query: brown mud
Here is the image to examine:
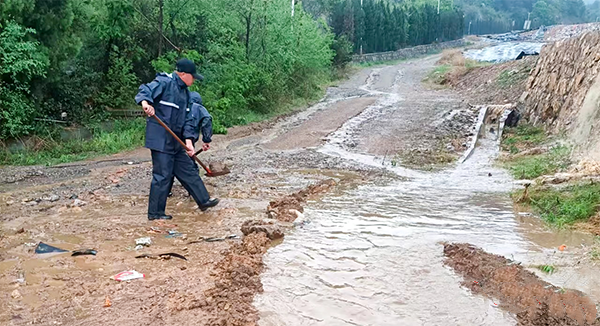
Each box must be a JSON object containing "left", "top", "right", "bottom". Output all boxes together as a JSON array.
[
  {"left": 444, "top": 243, "right": 598, "bottom": 326},
  {"left": 204, "top": 232, "right": 271, "bottom": 326},
  {"left": 267, "top": 179, "right": 336, "bottom": 222}
]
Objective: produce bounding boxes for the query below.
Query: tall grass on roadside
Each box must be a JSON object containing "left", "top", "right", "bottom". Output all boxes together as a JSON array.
[
  {"left": 502, "top": 124, "right": 546, "bottom": 154},
  {"left": 423, "top": 49, "right": 489, "bottom": 86},
  {"left": 0, "top": 118, "right": 146, "bottom": 166},
  {"left": 504, "top": 146, "right": 571, "bottom": 180},
  {"left": 514, "top": 183, "right": 600, "bottom": 227}
]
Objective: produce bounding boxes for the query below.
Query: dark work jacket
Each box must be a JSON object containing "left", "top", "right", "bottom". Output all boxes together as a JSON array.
[
  {"left": 134, "top": 72, "right": 191, "bottom": 154},
  {"left": 183, "top": 103, "right": 213, "bottom": 144}
]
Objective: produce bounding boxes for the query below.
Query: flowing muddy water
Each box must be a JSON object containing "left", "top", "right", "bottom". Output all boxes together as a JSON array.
[
  {"left": 256, "top": 140, "right": 524, "bottom": 325},
  {"left": 255, "top": 59, "right": 599, "bottom": 325}
]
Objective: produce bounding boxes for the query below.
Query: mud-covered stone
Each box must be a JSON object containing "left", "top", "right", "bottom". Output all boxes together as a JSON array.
[
  {"left": 267, "top": 179, "right": 336, "bottom": 222},
  {"left": 240, "top": 220, "right": 284, "bottom": 240}
]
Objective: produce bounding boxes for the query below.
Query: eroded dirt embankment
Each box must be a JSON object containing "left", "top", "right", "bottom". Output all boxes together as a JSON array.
[{"left": 444, "top": 243, "right": 598, "bottom": 326}]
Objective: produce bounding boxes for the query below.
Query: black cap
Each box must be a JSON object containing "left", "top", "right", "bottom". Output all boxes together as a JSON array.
[{"left": 176, "top": 58, "right": 204, "bottom": 81}]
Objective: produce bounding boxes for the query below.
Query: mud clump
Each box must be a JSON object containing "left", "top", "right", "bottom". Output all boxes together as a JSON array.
[
  {"left": 241, "top": 220, "right": 284, "bottom": 240},
  {"left": 204, "top": 232, "right": 271, "bottom": 326},
  {"left": 443, "top": 243, "right": 597, "bottom": 326},
  {"left": 267, "top": 179, "right": 336, "bottom": 222}
]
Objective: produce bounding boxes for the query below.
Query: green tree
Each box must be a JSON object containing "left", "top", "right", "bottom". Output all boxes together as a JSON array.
[
  {"left": 0, "top": 21, "right": 49, "bottom": 139},
  {"left": 532, "top": 0, "right": 559, "bottom": 26}
]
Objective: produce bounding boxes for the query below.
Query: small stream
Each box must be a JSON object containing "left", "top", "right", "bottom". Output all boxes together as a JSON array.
[
  {"left": 254, "top": 63, "right": 598, "bottom": 325},
  {"left": 256, "top": 136, "right": 525, "bottom": 325}
]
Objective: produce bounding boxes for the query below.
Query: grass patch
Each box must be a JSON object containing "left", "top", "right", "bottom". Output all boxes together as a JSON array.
[
  {"left": 1, "top": 78, "right": 332, "bottom": 167},
  {"left": 537, "top": 265, "right": 557, "bottom": 274},
  {"left": 504, "top": 145, "right": 571, "bottom": 180},
  {"left": 395, "top": 148, "right": 457, "bottom": 171},
  {"left": 502, "top": 124, "right": 546, "bottom": 154},
  {"left": 496, "top": 68, "right": 532, "bottom": 88},
  {"left": 423, "top": 65, "right": 452, "bottom": 84},
  {"left": 0, "top": 119, "right": 146, "bottom": 166},
  {"left": 423, "top": 49, "right": 490, "bottom": 86},
  {"left": 515, "top": 182, "right": 600, "bottom": 227},
  {"left": 500, "top": 124, "right": 570, "bottom": 180}
]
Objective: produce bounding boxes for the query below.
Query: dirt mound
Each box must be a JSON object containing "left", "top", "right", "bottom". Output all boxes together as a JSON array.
[
  {"left": 202, "top": 179, "right": 337, "bottom": 325},
  {"left": 443, "top": 243, "right": 597, "bottom": 326},
  {"left": 203, "top": 232, "right": 271, "bottom": 326},
  {"left": 454, "top": 57, "right": 536, "bottom": 105},
  {"left": 267, "top": 179, "right": 336, "bottom": 222},
  {"left": 437, "top": 49, "right": 466, "bottom": 66},
  {"left": 571, "top": 160, "right": 600, "bottom": 175}
]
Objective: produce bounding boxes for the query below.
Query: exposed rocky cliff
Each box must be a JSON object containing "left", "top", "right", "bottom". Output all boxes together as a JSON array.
[{"left": 522, "top": 31, "right": 600, "bottom": 160}]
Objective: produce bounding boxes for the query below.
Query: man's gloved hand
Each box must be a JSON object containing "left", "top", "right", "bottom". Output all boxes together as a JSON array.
[
  {"left": 141, "top": 101, "right": 155, "bottom": 117},
  {"left": 185, "top": 139, "right": 195, "bottom": 157},
  {"left": 202, "top": 143, "right": 210, "bottom": 151}
]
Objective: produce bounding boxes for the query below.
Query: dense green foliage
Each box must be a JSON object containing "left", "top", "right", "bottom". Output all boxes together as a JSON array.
[
  {"left": 0, "top": 0, "right": 470, "bottom": 154},
  {"left": 587, "top": 0, "right": 600, "bottom": 21},
  {"left": 455, "top": 0, "right": 589, "bottom": 34},
  {"left": 0, "top": 0, "right": 334, "bottom": 143},
  {"left": 329, "top": 0, "right": 464, "bottom": 54},
  {"left": 0, "top": 118, "right": 146, "bottom": 166}
]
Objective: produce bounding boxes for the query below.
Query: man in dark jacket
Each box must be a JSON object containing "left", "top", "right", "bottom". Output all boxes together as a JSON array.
[{"left": 135, "top": 58, "right": 219, "bottom": 220}]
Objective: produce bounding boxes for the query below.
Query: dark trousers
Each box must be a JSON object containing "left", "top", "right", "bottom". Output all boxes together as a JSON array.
[
  {"left": 168, "top": 159, "right": 199, "bottom": 194},
  {"left": 148, "top": 149, "right": 210, "bottom": 216}
]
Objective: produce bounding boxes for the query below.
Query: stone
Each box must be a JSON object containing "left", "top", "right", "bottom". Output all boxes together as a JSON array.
[
  {"left": 11, "top": 289, "right": 22, "bottom": 300},
  {"left": 42, "top": 195, "right": 60, "bottom": 202},
  {"left": 241, "top": 220, "right": 284, "bottom": 240},
  {"left": 71, "top": 199, "right": 87, "bottom": 207}
]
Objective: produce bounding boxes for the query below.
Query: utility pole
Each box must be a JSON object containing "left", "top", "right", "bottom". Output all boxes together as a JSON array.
[
  {"left": 291, "top": 0, "right": 294, "bottom": 17},
  {"left": 437, "top": 0, "right": 440, "bottom": 14},
  {"left": 158, "top": 0, "right": 164, "bottom": 57},
  {"left": 468, "top": 21, "right": 472, "bottom": 35},
  {"left": 360, "top": 0, "right": 363, "bottom": 56}
]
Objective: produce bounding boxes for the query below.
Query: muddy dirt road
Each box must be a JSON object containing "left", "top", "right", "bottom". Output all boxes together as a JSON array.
[{"left": 1, "top": 55, "right": 599, "bottom": 326}]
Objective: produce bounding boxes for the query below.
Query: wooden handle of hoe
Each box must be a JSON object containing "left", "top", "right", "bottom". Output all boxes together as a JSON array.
[{"left": 151, "top": 115, "right": 213, "bottom": 174}]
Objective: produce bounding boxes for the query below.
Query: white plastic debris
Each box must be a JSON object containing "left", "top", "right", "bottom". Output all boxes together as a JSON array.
[{"left": 111, "top": 270, "right": 145, "bottom": 281}]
